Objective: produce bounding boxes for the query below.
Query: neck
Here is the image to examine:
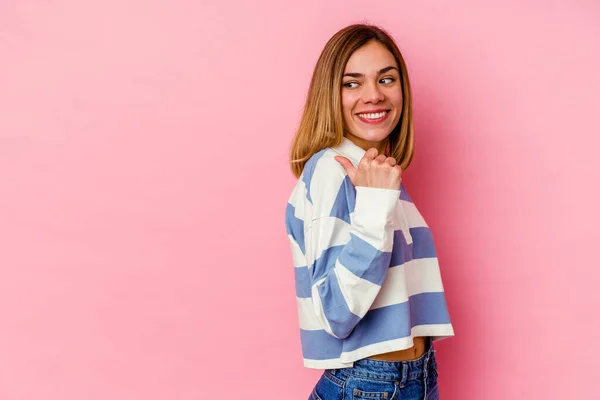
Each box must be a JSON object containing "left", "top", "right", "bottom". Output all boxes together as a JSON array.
[{"left": 345, "top": 133, "right": 389, "bottom": 155}]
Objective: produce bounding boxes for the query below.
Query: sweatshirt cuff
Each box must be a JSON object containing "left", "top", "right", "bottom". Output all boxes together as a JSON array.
[{"left": 353, "top": 186, "right": 400, "bottom": 231}]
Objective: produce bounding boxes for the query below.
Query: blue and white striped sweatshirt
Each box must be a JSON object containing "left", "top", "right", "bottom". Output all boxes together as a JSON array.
[{"left": 285, "top": 137, "right": 454, "bottom": 369}]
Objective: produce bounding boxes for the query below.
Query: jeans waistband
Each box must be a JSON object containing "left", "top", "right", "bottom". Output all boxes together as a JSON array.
[{"left": 338, "top": 337, "right": 436, "bottom": 382}]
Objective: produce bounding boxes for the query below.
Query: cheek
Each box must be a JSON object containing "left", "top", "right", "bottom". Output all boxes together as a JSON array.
[
  {"left": 388, "top": 91, "right": 403, "bottom": 109},
  {"left": 341, "top": 92, "right": 358, "bottom": 115}
]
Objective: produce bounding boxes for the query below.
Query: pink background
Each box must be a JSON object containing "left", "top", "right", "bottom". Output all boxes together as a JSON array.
[{"left": 1, "top": 1, "right": 599, "bottom": 398}]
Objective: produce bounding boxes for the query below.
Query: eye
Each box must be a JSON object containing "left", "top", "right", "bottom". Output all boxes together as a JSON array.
[
  {"left": 343, "top": 81, "right": 359, "bottom": 89},
  {"left": 380, "top": 77, "right": 395, "bottom": 84}
]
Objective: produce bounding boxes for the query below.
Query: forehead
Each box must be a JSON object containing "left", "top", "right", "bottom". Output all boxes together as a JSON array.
[{"left": 344, "top": 41, "right": 397, "bottom": 72}]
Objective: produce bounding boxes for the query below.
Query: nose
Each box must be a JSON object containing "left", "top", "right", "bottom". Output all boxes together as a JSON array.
[{"left": 362, "top": 81, "right": 385, "bottom": 104}]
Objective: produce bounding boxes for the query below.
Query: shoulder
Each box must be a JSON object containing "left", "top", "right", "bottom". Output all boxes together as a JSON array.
[{"left": 301, "top": 148, "right": 348, "bottom": 204}]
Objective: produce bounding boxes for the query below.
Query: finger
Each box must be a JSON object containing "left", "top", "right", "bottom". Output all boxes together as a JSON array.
[
  {"left": 374, "top": 154, "right": 387, "bottom": 163},
  {"left": 363, "top": 148, "right": 379, "bottom": 160},
  {"left": 334, "top": 156, "right": 357, "bottom": 183},
  {"left": 385, "top": 157, "right": 397, "bottom": 166}
]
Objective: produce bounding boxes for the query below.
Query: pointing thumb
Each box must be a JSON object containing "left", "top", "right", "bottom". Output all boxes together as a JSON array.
[{"left": 334, "top": 156, "right": 357, "bottom": 184}]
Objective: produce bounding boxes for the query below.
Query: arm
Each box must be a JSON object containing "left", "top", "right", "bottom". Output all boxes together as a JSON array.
[{"left": 305, "top": 159, "right": 400, "bottom": 339}]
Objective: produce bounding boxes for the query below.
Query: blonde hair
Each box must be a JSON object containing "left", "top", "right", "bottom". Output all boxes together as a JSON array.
[{"left": 289, "top": 24, "right": 415, "bottom": 178}]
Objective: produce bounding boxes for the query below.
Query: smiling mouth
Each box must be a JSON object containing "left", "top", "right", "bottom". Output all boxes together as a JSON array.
[
  {"left": 356, "top": 110, "right": 390, "bottom": 124},
  {"left": 357, "top": 110, "right": 389, "bottom": 119}
]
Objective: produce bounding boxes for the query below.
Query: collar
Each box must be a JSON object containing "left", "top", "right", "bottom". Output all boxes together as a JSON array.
[{"left": 332, "top": 136, "right": 366, "bottom": 166}]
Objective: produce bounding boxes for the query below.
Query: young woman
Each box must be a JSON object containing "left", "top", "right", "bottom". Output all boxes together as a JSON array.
[{"left": 285, "top": 24, "right": 455, "bottom": 399}]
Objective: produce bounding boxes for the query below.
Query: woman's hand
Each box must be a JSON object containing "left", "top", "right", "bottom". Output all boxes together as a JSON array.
[{"left": 334, "top": 148, "right": 402, "bottom": 190}]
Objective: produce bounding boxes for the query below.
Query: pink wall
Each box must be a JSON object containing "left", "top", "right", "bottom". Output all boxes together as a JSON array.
[{"left": 1, "top": 1, "right": 599, "bottom": 398}]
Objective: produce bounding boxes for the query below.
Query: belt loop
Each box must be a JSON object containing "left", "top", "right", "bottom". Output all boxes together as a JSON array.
[
  {"left": 398, "top": 361, "right": 408, "bottom": 388},
  {"left": 422, "top": 337, "right": 432, "bottom": 396}
]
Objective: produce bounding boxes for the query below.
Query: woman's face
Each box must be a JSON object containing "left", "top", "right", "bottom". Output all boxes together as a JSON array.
[{"left": 341, "top": 41, "right": 403, "bottom": 152}]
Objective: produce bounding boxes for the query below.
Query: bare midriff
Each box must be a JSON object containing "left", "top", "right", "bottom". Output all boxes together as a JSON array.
[{"left": 367, "top": 336, "right": 428, "bottom": 362}]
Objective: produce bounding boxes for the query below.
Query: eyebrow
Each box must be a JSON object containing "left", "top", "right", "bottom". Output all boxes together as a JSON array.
[{"left": 343, "top": 66, "right": 398, "bottom": 78}]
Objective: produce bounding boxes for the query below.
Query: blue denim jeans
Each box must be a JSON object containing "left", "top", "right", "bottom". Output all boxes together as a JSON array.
[{"left": 309, "top": 338, "right": 439, "bottom": 400}]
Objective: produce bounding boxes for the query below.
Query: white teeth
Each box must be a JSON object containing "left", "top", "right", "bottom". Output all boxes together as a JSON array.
[{"left": 358, "top": 111, "right": 388, "bottom": 119}]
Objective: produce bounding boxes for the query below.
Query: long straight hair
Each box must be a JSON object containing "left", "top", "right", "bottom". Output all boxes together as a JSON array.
[{"left": 289, "top": 24, "right": 415, "bottom": 178}]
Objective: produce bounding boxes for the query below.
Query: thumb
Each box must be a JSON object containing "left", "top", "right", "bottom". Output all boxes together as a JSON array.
[{"left": 334, "top": 156, "right": 357, "bottom": 184}]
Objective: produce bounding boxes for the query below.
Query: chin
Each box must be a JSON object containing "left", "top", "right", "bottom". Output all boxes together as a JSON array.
[{"left": 352, "top": 131, "right": 391, "bottom": 142}]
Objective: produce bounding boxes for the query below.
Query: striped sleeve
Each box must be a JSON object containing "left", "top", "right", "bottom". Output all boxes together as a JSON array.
[{"left": 305, "top": 158, "right": 400, "bottom": 339}]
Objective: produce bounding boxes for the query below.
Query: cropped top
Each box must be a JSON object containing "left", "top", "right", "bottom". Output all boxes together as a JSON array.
[{"left": 284, "top": 137, "right": 454, "bottom": 369}]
